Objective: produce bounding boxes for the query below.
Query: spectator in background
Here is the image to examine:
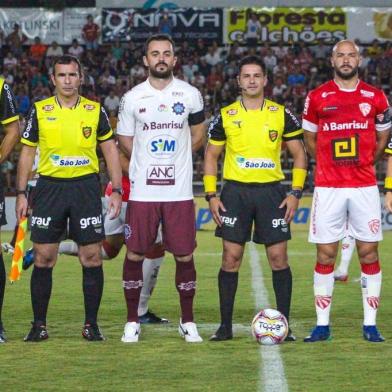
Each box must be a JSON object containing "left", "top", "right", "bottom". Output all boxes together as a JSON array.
[
  {"left": 104, "top": 90, "right": 120, "bottom": 113},
  {"left": 100, "top": 68, "right": 116, "bottom": 85},
  {"left": 245, "top": 12, "right": 261, "bottom": 47},
  {"left": 3, "top": 52, "right": 17, "bottom": 71},
  {"left": 1, "top": 69, "right": 14, "bottom": 86},
  {"left": 82, "top": 14, "right": 100, "bottom": 51},
  {"left": 29, "top": 37, "right": 47, "bottom": 67},
  {"left": 31, "top": 70, "right": 49, "bottom": 89},
  {"left": 195, "top": 38, "right": 207, "bottom": 57},
  {"left": 287, "top": 61, "right": 306, "bottom": 86},
  {"left": 158, "top": 10, "right": 173, "bottom": 36},
  {"left": 15, "top": 86, "right": 30, "bottom": 117},
  {"left": 182, "top": 58, "right": 199, "bottom": 82},
  {"left": 45, "top": 41, "right": 64, "bottom": 68},
  {"left": 111, "top": 39, "right": 124, "bottom": 61},
  {"left": 204, "top": 45, "right": 222, "bottom": 67},
  {"left": 310, "top": 39, "right": 330, "bottom": 59},
  {"left": 1, "top": 160, "right": 14, "bottom": 192},
  {"left": 272, "top": 76, "right": 288, "bottom": 104},
  {"left": 5, "top": 24, "right": 27, "bottom": 56},
  {"left": 68, "top": 39, "right": 84, "bottom": 58}
]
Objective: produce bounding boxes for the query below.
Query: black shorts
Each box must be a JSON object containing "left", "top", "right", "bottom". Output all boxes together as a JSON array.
[
  {"left": 215, "top": 181, "right": 291, "bottom": 245},
  {"left": 30, "top": 175, "right": 104, "bottom": 245},
  {"left": 0, "top": 185, "right": 6, "bottom": 227}
]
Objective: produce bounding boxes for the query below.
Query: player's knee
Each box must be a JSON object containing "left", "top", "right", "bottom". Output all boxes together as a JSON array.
[
  {"left": 174, "top": 253, "right": 193, "bottom": 262},
  {"left": 358, "top": 249, "right": 379, "bottom": 264},
  {"left": 222, "top": 250, "right": 242, "bottom": 272},
  {"left": 268, "top": 252, "right": 289, "bottom": 270},
  {"left": 127, "top": 250, "right": 144, "bottom": 262}
]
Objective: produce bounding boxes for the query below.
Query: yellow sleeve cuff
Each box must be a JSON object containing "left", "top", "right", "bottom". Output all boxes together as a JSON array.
[
  {"left": 203, "top": 175, "right": 217, "bottom": 193},
  {"left": 292, "top": 168, "right": 307, "bottom": 189}
]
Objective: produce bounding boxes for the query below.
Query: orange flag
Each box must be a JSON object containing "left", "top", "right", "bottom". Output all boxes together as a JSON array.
[{"left": 9, "top": 217, "right": 28, "bottom": 282}]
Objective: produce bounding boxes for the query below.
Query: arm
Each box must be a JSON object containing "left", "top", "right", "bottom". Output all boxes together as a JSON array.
[
  {"left": 203, "top": 142, "right": 226, "bottom": 226},
  {"left": 100, "top": 139, "right": 122, "bottom": 219},
  {"left": 0, "top": 119, "right": 20, "bottom": 164},
  {"left": 117, "top": 134, "right": 133, "bottom": 160},
  {"left": 304, "top": 130, "right": 317, "bottom": 160},
  {"left": 191, "top": 122, "right": 206, "bottom": 152},
  {"left": 15, "top": 145, "right": 37, "bottom": 221},
  {"left": 385, "top": 155, "right": 392, "bottom": 212},
  {"left": 280, "top": 139, "right": 307, "bottom": 223},
  {"left": 375, "top": 129, "right": 390, "bottom": 162}
]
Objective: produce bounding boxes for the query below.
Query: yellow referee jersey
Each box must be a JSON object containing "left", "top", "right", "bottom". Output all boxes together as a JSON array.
[
  {"left": 21, "top": 96, "right": 113, "bottom": 179},
  {"left": 208, "top": 99, "right": 303, "bottom": 183}
]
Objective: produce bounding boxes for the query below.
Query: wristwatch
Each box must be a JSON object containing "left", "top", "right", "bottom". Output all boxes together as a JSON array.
[
  {"left": 289, "top": 189, "right": 303, "bottom": 199},
  {"left": 16, "top": 190, "right": 27, "bottom": 197},
  {"left": 205, "top": 193, "right": 217, "bottom": 202},
  {"left": 112, "top": 187, "right": 123, "bottom": 196}
]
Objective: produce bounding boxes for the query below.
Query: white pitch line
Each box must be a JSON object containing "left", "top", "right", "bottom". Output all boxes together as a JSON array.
[{"left": 249, "top": 242, "right": 289, "bottom": 392}]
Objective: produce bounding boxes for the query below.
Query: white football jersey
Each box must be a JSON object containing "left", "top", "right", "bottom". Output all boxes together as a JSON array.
[{"left": 117, "top": 78, "right": 204, "bottom": 201}]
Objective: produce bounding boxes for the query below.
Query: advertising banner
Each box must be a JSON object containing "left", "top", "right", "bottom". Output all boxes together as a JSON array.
[{"left": 101, "top": 8, "right": 223, "bottom": 43}]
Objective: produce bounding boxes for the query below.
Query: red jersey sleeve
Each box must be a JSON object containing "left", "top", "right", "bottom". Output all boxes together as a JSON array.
[
  {"left": 302, "top": 90, "right": 319, "bottom": 133},
  {"left": 375, "top": 91, "right": 391, "bottom": 132}
]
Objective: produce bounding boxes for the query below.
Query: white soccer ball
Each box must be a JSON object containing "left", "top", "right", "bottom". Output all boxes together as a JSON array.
[{"left": 251, "top": 308, "right": 288, "bottom": 345}]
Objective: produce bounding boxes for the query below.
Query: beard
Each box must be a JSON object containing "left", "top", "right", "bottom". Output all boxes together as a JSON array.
[
  {"left": 334, "top": 65, "right": 359, "bottom": 80},
  {"left": 149, "top": 63, "right": 173, "bottom": 79}
]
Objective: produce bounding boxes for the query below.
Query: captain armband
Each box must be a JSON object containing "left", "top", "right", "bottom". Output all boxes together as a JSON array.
[
  {"left": 203, "top": 175, "right": 217, "bottom": 193},
  {"left": 292, "top": 168, "right": 307, "bottom": 189},
  {"left": 385, "top": 177, "right": 392, "bottom": 193}
]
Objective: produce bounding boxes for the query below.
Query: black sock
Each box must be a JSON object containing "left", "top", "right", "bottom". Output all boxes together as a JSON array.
[
  {"left": 218, "top": 269, "right": 238, "bottom": 329},
  {"left": 82, "top": 266, "right": 104, "bottom": 326},
  {"left": 31, "top": 266, "right": 53, "bottom": 325},
  {"left": 0, "top": 253, "right": 5, "bottom": 329},
  {"left": 272, "top": 267, "right": 292, "bottom": 324}
]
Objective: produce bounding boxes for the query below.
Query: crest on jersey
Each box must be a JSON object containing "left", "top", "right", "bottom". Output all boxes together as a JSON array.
[
  {"left": 226, "top": 109, "right": 237, "bottom": 116},
  {"left": 269, "top": 130, "right": 278, "bottom": 142},
  {"left": 43, "top": 105, "right": 54, "bottom": 112},
  {"left": 172, "top": 102, "right": 185, "bottom": 115},
  {"left": 82, "top": 126, "right": 92, "bottom": 139},
  {"left": 232, "top": 120, "right": 242, "bottom": 128},
  {"left": 359, "top": 103, "right": 371, "bottom": 117},
  {"left": 368, "top": 219, "right": 380, "bottom": 234}
]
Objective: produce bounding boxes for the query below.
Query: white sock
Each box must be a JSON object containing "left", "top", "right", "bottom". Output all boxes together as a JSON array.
[
  {"left": 361, "top": 270, "right": 382, "bottom": 326},
  {"left": 336, "top": 235, "right": 355, "bottom": 276},
  {"left": 58, "top": 241, "right": 78, "bottom": 256},
  {"left": 138, "top": 257, "right": 164, "bottom": 316},
  {"left": 314, "top": 264, "right": 335, "bottom": 326}
]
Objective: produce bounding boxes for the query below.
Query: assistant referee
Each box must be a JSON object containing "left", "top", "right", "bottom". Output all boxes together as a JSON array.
[
  {"left": 204, "top": 55, "right": 307, "bottom": 341},
  {"left": 16, "top": 55, "right": 122, "bottom": 342}
]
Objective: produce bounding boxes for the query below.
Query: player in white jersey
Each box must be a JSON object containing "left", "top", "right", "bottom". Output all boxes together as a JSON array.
[{"left": 117, "top": 34, "right": 206, "bottom": 343}]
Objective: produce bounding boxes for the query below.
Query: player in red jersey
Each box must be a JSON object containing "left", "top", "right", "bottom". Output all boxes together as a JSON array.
[{"left": 302, "top": 40, "right": 391, "bottom": 343}]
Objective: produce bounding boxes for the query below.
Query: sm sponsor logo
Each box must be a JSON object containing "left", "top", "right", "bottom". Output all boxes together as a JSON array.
[
  {"left": 147, "top": 164, "right": 175, "bottom": 185},
  {"left": 148, "top": 135, "right": 177, "bottom": 159}
]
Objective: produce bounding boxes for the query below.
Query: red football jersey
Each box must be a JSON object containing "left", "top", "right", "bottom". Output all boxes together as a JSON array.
[
  {"left": 105, "top": 176, "right": 130, "bottom": 202},
  {"left": 303, "top": 80, "right": 391, "bottom": 187}
]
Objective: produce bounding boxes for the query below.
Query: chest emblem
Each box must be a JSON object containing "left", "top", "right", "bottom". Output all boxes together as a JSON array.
[
  {"left": 172, "top": 102, "right": 185, "bottom": 115},
  {"left": 269, "top": 130, "right": 278, "bottom": 142},
  {"left": 232, "top": 120, "right": 242, "bottom": 128},
  {"left": 82, "top": 126, "right": 92, "bottom": 139},
  {"left": 359, "top": 103, "right": 371, "bottom": 117}
]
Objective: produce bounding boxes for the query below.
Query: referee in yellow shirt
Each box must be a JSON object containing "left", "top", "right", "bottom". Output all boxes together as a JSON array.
[
  {"left": 204, "top": 55, "right": 307, "bottom": 341},
  {"left": 0, "top": 78, "right": 20, "bottom": 343},
  {"left": 16, "top": 55, "right": 122, "bottom": 342}
]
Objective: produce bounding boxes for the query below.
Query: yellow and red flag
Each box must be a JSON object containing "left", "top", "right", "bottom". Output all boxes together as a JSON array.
[{"left": 9, "top": 217, "right": 28, "bottom": 283}]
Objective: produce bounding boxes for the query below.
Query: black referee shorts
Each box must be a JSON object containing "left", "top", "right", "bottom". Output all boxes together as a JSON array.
[
  {"left": 0, "top": 184, "right": 7, "bottom": 227},
  {"left": 30, "top": 174, "right": 104, "bottom": 245},
  {"left": 215, "top": 180, "right": 291, "bottom": 245}
]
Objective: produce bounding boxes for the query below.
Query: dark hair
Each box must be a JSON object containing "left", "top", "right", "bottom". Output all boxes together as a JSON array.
[
  {"left": 238, "top": 55, "right": 266, "bottom": 75},
  {"left": 52, "top": 55, "right": 83, "bottom": 76},
  {"left": 144, "top": 34, "right": 175, "bottom": 54}
]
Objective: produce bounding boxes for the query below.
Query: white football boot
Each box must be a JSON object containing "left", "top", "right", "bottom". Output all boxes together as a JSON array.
[
  {"left": 178, "top": 320, "right": 203, "bottom": 343},
  {"left": 121, "top": 322, "right": 141, "bottom": 343}
]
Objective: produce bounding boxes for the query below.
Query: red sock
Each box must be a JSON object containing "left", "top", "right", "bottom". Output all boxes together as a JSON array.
[
  {"left": 175, "top": 258, "right": 196, "bottom": 323},
  {"left": 123, "top": 257, "right": 143, "bottom": 322}
]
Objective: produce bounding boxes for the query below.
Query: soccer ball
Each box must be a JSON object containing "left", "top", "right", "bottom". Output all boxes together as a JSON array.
[{"left": 251, "top": 308, "right": 288, "bottom": 345}]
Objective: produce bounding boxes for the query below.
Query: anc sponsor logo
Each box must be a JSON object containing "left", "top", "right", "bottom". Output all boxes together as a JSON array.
[
  {"left": 82, "top": 126, "right": 92, "bottom": 138},
  {"left": 43, "top": 104, "right": 54, "bottom": 112},
  {"left": 269, "top": 129, "right": 278, "bottom": 142},
  {"left": 84, "top": 104, "right": 95, "bottom": 110}
]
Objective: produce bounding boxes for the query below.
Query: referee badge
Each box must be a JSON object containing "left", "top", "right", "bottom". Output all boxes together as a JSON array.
[
  {"left": 82, "top": 126, "right": 92, "bottom": 139},
  {"left": 269, "top": 130, "right": 278, "bottom": 142}
]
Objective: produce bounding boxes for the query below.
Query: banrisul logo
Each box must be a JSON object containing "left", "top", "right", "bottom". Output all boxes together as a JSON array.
[
  {"left": 50, "top": 154, "right": 90, "bottom": 167},
  {"left": 148, "top": 135, "right": 177, "bottom": 159}
]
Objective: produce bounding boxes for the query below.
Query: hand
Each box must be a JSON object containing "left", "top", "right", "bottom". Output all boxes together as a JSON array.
[
  {"left": 15, "top": 194, "right": 28, "bottom": 223},
  {"left": 279, "top": 194, "right": 299, "bottom": 224},
  {"left": 208, "top": 197, "right": 226, "bottom": 226},
  {"left": 385, "top": 191, "right": 392, "bottom": 212},
  {"left": 107, "top": 192, "right": 122, "bottom": 219}
]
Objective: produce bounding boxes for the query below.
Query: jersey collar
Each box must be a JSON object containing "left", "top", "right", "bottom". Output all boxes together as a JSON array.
[
  {"left": 55, "top": 95, "right": 81, "bottom": 109},
  {"left": 332, "top": 79, "right": 360, "bottom": 92},
  {"left": 240, "top": 98, "right": 266, "bottom": 112}
]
